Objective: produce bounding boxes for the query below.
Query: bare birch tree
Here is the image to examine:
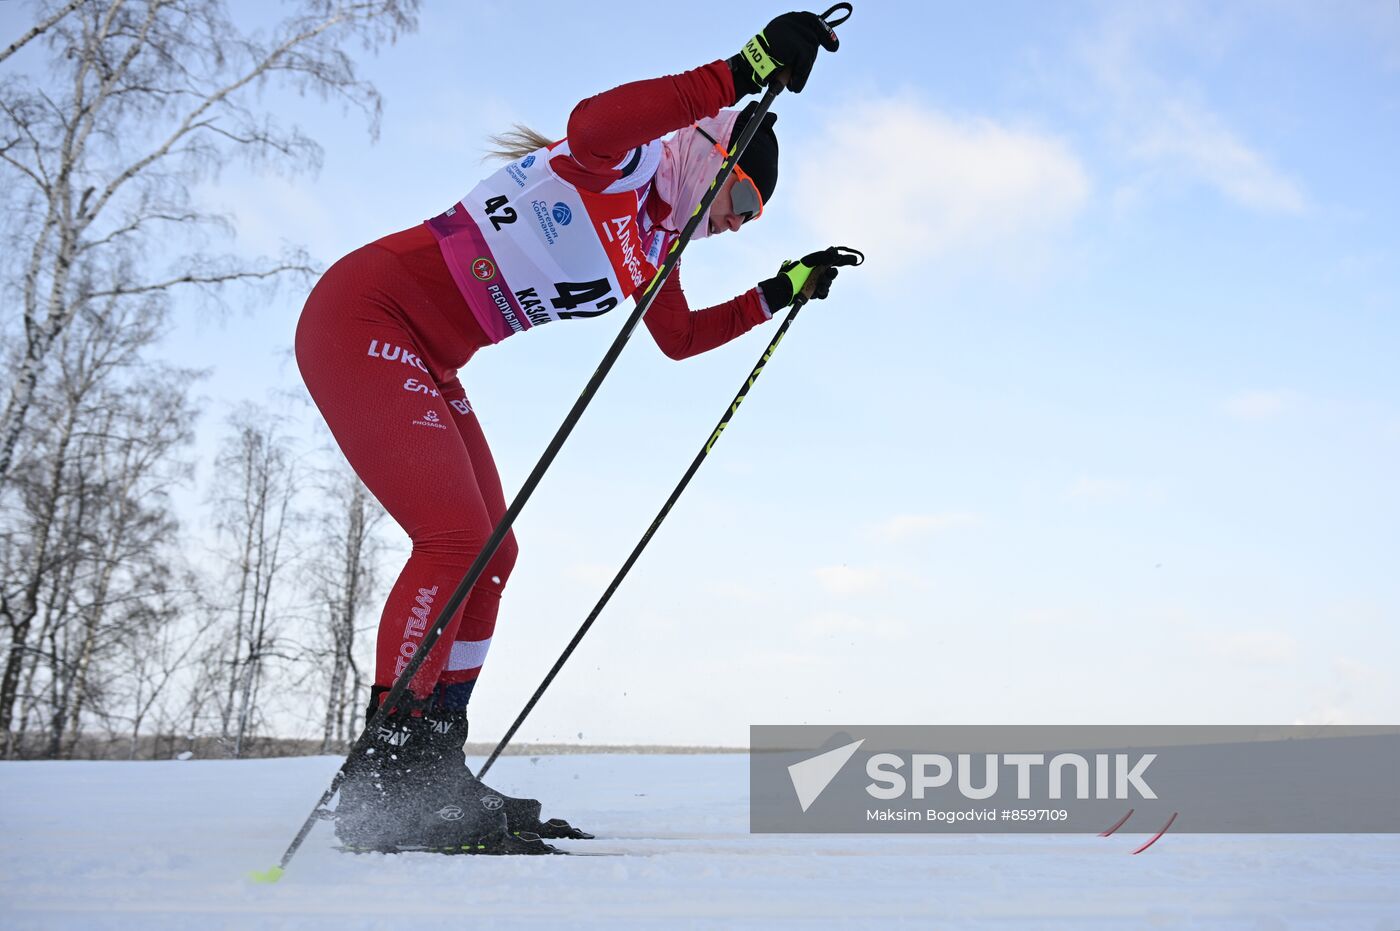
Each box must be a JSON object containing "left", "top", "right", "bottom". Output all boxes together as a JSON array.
[
  {"left": 0, "top": 286, "right": 198, "bottom": 757},
  {"left": 0, "top": 0, "right": 420, "bottom": 487},
  {"left": 209, "top": 403, "right": 299, "bottom": 757},
  {"left": 307, "top": 466, "right": 384, "bottom": 751},
  {"left": 106, "top": 569, "right": 212, "bottom": 758}
]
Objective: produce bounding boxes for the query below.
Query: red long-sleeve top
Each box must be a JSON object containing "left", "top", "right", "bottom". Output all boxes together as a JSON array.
[
  {"left": 566, "top": 60, "right": 772, "bottom": 359},
  {"left": 376, "top": 60, "right": 769, "bottom": 365}
]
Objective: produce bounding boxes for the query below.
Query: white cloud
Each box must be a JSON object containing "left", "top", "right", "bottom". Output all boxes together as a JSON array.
[
  {"left": 791, "top": 97, "right": 1089, "bottom": 279},
  {"left": 867, "top": 512, "right": 981, "bottom": 543},
  {"left": 1223, "top": 390, "right": 1289, "bottom": 420},
  {"left": 813, "top": 565, "right": 884, "bottom": 596},
  {"left": 1129, "top": 101, "right": 1305, "bottom": 214},
  {"left": 1080, "top": 7, "right": 1305, "bottom": 214}
]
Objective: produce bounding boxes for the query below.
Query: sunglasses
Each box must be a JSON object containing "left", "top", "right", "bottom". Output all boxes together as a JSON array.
[{"left": 693, "top": 124, "right": 764, "bottom": 223}]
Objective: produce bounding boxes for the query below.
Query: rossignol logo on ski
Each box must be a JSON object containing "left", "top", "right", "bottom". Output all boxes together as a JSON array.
[
  {"left": 436, "top": 806, "right": 465, "bottom": 822},
  {"left": 480, "top": 795, "right": 505, "bottom": 812}
]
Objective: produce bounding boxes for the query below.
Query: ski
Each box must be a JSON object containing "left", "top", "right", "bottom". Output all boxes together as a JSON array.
[
  {"left": 335, "top": 842, "right": 628, "bottom": 858},
  {"left": 317, "top": 801, "right": 593, "bottom": 842}
]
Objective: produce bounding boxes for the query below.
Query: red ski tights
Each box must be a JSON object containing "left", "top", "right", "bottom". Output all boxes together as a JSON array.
[{"left": 295, "top": 227, "right": 510, "bottom": 709}]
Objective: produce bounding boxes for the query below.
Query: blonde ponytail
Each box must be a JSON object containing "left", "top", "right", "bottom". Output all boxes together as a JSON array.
[{"left": 484, "top": 124, "right": 555, "bottom": 161}]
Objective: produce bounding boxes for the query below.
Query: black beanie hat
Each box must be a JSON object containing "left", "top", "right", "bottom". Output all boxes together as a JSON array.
[{"left": 732, "top": 101, "right": 779, "bottom": 206}]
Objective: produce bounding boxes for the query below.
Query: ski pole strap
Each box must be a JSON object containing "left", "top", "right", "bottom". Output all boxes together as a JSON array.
[{"left": 821, "top": 3, "right": 853, "bottom": 28}]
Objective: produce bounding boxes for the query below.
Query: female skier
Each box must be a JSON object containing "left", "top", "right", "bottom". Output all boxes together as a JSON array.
[{"left": 296, "top": 11, "right": 854, "bottom": 854}]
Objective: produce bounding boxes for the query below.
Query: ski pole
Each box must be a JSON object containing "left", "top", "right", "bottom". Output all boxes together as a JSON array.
[
  {"left": 478, "top": 247, "right": 865, "bottom": 778},
  {"left": 254, "top": 4, "right": 855, "bottom": 882}
]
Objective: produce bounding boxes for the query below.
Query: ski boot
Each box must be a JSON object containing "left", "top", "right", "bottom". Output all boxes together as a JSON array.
[
  {"left": 334, "top": 707, "right": 560, "bottom": 855},
  {"left": 424, "top": 708, "right": 595, "bottom": 841}
]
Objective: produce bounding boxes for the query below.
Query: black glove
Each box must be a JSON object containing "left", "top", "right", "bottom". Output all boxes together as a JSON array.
[
  {"left": 729, "top": 11, "right": 840, "bottom": 100},
  {"left": 758, "top": 246, "right": 864, "bottom": 311}
]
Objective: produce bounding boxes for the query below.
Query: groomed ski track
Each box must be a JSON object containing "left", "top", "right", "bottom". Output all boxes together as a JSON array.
[{"left": 2, "top": 752, "right": 1397, "bottom": 928}]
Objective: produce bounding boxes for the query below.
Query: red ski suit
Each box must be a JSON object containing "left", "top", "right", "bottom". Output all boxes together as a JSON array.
[{"left": 295, "top": 59, "right": 771, "bottom": 707}]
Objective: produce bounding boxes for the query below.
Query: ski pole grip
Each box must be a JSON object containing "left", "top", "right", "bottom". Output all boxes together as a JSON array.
[
  {"left": 832, "top": 245, "right": 865, "bottom": 266},
  {"left": 820, "top": 3, "right": 853, "bottom": 28}
]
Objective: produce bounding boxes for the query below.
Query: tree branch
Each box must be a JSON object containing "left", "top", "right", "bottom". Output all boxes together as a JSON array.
[
  {"left": 76, "top": 210, "right": 204, "bottom": 252},
  {"left": 84, "top": 262, "right": 315, "bottom": 299},
  {"left": 0, "top": 0, "right": 86, "bottom": 66},
  {"left": 86, "top": 8, "right": 351, "bottom": 223}
]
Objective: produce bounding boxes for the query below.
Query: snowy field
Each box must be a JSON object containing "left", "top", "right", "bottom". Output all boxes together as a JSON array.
[{"left": 2, "top": 753, "right": 1398, "bottom": 929}]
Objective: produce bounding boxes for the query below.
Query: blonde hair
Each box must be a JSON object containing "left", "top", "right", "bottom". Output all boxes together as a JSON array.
[{"left": 485, "top": 124, "right": 555, "bottom": 161}]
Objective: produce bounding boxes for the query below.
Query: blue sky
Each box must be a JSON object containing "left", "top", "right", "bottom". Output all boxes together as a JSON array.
[{"left": 7, "top": 1, "right": 1396, "bottom": 744}]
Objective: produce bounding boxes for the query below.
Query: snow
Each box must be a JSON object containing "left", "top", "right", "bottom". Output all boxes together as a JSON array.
[{"left": 2, "top": 753, "right": 1398, "bottom": 928}]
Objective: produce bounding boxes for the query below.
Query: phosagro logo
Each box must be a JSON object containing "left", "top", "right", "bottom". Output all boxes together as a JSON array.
[
  {"left": 788, "top": 742, "right": 1158, "bottom": 812},
  {"left": 411, "top": 409, "right": 447, "bottom": 431}
]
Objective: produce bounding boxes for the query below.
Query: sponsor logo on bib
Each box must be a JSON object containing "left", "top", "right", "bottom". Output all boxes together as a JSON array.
[
  {"left": 471, "top": 257, "right": 496, "bottom": 281},
  {"left": 551, "top": 202, "right": 572, "bottom": 225},
  {"left": 645, "top": 230, "right": 665, "bottom": 266},
  {"left": 532, "top": 199, "right": 563, "bottom": 245}
]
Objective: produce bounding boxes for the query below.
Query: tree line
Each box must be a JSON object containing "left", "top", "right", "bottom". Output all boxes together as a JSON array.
[{"left": 0, "top": 0, "right": 418, "bottom": 759}]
